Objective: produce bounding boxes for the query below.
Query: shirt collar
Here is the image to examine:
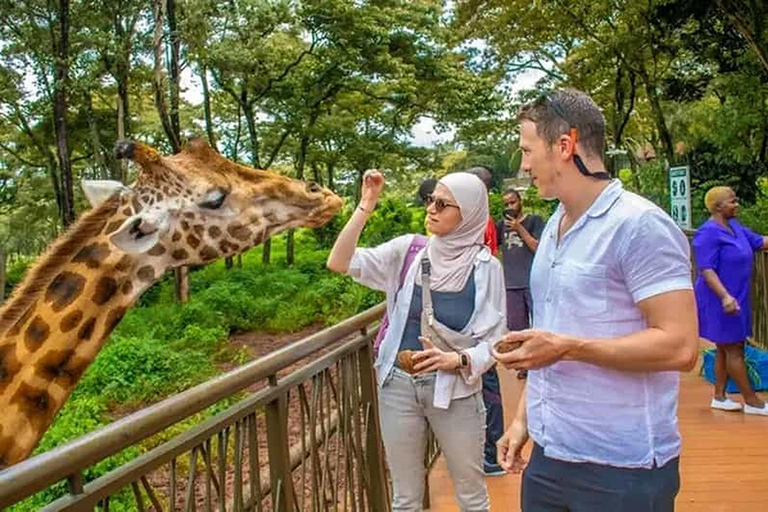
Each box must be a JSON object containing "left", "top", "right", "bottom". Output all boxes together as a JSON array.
[{"left": 586, "top": 179, "right": 624, "bottom": 218}]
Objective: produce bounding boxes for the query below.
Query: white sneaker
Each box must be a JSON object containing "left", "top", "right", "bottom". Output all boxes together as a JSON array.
[
  {"left": 710, "top": 397, "right": 742, "bottom": 411},
  {"left": 743, "top": 403, "right": 768, "bottom": 416}
]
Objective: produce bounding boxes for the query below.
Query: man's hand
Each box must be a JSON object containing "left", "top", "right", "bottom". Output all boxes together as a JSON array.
[
  {"left": 360, "top": 169, "right": 385, "bottom": 210},
  {"left": 412, "top": 337, "right": 462, "bottom": 373},
  {"left": 505, "top": 217, "right": 521, "bottom": 232},
  {"left": 492, "top": 330, "right": 573, "bottom": 370},
  {"left": 722, "top": 294, "right": 741, "bottom": 315},
  {"left": 497, "top": 420, "right": 529, "bottom": 473}
]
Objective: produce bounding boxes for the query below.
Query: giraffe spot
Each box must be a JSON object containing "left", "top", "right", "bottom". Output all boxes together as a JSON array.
[
  {"left": 36, "top": 349, "right": 85, "bottom": 387},
  {"left": 46, "top": 272, "right": 86, "bottom": 312},
  {"left": 186, "top": 234, "right": 201, "bottom": 249},
  {"left": 172, "top": 231, "right": 182, "bottom": 242},
  {"left": 122, "top": 280, "right": 133, "bottom": 295},
  {"left": 0, "top": 345, "right": 22, "bottom": 391},
  {"left": 8, "top": 307, "right": 34, "bottom": 336},
  {"left": 131, "top": 197, "right": 142, "bottom": 213},
  {"left": 73, "top": 242, "right": 111, "bottom": 269},
  {"left": 141, "top": 195, "right": 150, "bottom": 203},
  {"left": 115, "top": 254, "right": 132, "bottom": 271},
  {"left": 219, "top": 241, "right": 240, "bottom": 254},
  {"left": 0, "top": 425, "right": 13, "bottom": 469},
  {"left": 181, "top": 220, "right": 190, "bottom": 231},
  {"left": 122, "top": 207, "right": 132, "bottom": 216},
  {"left": 262, "top": 211, "right": 278, "bottom": 223},
  {"left": 24, "top": 316, "right": 50, "bottom": 352},
  {"left": 105, "top": 218, "right": 127, "bottom": 235},
  {"left": 10, "top": 382, "right": 54, "bottom": 435},
  {"left": 163, "top": 186, "right": 171, "bottom": 195},
  {"left": 227, "top": 224, "right": 252, "bottom": 241},
  {"left": 148, "top": 244, "right": 166, "bottom": 256},
  {"left": 11, "top": 381, "right": 51, "bottom": 413},
  {"left": 193, "top": 224, "right": 204, "bottom": 237},
  {"left": 92, "top": 276, "right": 118, "bottom": 306},
  {"left": 105, "top": 306, "right": 127, "bottom": 334},
  {"left": 208, "top": 226, "right": 222, "bottom": 239},
  {"left": 200, "top": 246, "right": 218, "bottom": 261},
  {"left": 183, "top": 212, "right": 195, "bottom": 219},
  {"left": 172, "top": 248, "right": 189, "bottom": 260},
  {"left": 78, "top": 317, "right": 96, "bottom": 341},
  {"left": 137, "top": 266, "right": 155, "bottom": 282},
  {"left": 60, "top": 310, "right": 83, "bottom": 333}
]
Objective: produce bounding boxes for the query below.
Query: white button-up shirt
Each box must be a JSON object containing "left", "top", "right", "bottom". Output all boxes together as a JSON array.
[
  {"left": 527, "top": 180, "right": 693, "bottom": 468},
  {"left": 348, "top": 234, "right": 507, "bottom": 408}
]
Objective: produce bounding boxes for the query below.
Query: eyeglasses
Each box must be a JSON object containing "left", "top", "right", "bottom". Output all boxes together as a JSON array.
[
  {"left": 533, "top": 91, "right": 611, "bottom": 181},
  {"left": 425, "top": 194, "right": 459, "bottom": 213}
]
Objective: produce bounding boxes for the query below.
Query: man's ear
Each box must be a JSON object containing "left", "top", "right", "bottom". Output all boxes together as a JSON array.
[
  {"left": 108, "top": 214, "right": 165, "bottom": 254},
  {"left": 82, "top": 180, "right": 129, "bottom": 208}
]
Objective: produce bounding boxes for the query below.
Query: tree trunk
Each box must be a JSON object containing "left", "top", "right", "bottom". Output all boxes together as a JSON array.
[
  {"left": 152, "top": 0, "right": 180, "bottom": 153},
  {"left": 243, "top": 100, "right": 261, "bottom": 169},
  {"left": 242, "top": 97, "right": 269, "bottom": 263},
  {"left": 167, "top": 0, "right": 181, "bottom": 140},
  {"left": 286, "top": 133, "right": 310, "bottom": 266},
  {"left": 85, "top": 91, "right": 107, "bottom": 179},
  {"left": 643, "top": 79, "right": 674, "bottom": 163},
  {"left": 0, "top": 245, "right": 5, "bottom": 305},
  {"left": 53, "top": 0, "right": 75, "bottom": 227},
  {"left": 200, "top": 63, "right": 216, "bottom": 148},
  {"left": 174, "top": 266, "right": 189, "bottom": 303},
  {"left": 113, "top": 13, "right": 133, "bottom": 182},
  {"left": 326, "top": 161, "right": 335, "bottom": 191}
]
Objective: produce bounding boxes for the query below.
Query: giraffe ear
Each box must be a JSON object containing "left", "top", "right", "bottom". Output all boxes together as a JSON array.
[
  {"left": 82, "top": 180, "right": 129, "bottom": 208},
  {"left": 108, "top": 214, "right": 164, "bottom": 254}
]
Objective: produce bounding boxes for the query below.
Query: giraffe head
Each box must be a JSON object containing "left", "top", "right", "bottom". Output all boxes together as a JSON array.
[{"left": 84, "top": 137, "right": 343, "bottom": 267}]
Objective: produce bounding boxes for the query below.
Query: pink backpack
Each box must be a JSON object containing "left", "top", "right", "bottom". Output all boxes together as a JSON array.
[{"left": 373, "top": 234, "right": 428, "bottom": 356}]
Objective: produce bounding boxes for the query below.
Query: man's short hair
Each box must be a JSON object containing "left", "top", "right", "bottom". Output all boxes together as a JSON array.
[
  {"left": 504, "top": 187, "right": 521, "bottom": 201},
  {"left": 466, "top": 166, "right": 493, "bottom": 190},
  {"left": 517, "top": 88, "right": 605, "bottom": 158}
]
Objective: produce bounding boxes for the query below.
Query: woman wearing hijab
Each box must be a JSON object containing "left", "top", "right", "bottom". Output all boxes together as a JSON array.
[
  {"left": 327, "top": 170, "right": 506, "bottom": 511},
  {"left": 693, "top": 185, "right": 768, "bottom": 415}
]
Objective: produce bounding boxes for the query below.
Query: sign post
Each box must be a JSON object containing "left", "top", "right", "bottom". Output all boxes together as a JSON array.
[{"left": 669, "top": 166, "right": 691, "bottom": 230}]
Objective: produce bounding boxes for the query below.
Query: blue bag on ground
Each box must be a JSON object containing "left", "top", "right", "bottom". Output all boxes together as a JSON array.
[{"left": 701, "top": 344, "right": 768, "bottom": 392}]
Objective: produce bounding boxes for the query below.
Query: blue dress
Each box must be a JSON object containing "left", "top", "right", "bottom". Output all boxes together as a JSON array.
[{"left": 692, "top": 219, "right": 764, "bottom": 344}]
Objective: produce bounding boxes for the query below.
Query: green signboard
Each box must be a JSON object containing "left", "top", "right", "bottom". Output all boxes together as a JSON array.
[{"left": 669, "top": 166, "right": 691, "bottom": 230}]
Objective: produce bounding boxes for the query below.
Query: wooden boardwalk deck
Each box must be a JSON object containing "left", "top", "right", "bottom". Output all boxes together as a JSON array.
[{"left": 427, "top": 346, "right": 768, "bottom": 512}]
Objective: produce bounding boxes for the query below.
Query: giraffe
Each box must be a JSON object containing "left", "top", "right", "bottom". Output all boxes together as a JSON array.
[{"left": 0, "top": 137, "right": 343, "bottom": 468}]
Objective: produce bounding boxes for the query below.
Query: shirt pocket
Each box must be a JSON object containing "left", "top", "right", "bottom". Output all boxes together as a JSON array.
[{"left": 556, "top": 260, "right": 609, "bottom": 317}]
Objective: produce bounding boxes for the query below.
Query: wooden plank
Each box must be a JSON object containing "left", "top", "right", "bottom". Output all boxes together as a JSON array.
[{"left": 428, "top": 350, "right": 768, "bottom": 512}]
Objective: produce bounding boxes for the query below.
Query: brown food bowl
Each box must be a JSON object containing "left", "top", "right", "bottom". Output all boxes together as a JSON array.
[{"left": 397, "top": 350, "right": 419, "bottom": 374}]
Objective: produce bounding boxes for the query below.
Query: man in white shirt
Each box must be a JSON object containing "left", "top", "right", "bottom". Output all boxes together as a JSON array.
[{"left": 492, "top": 88, "right": 699, "bottom": 512}]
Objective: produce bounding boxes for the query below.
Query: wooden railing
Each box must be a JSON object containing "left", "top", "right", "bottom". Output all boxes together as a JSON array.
[{"left": 0, "top": 304, "right": 408, "bottom": 511}]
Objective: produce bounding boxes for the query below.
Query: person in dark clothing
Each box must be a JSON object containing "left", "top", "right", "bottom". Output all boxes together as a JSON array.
[{"left": 496, "top": 187, "right": 545, "bottom": 379}]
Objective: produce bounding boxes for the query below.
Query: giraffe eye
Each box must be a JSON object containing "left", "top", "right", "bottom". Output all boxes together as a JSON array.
[
  {"left": 306, "top": 182, "right": 322, "bottom": 193},
  {"left": 199, "top": 189, "right": 227, "bottom": 210}
]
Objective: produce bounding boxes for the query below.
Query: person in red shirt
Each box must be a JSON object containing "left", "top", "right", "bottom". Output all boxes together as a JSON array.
[{"left": 467, "top": 166, "right": 505, "bottom": 476}]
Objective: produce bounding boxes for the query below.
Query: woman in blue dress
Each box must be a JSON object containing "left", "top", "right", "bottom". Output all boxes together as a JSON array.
[{"left": 693, "top": 186, "right": 768, "bottom": 415}]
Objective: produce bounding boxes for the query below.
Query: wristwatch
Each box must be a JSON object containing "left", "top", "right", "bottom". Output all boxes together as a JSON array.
[{"left": 459, "top": 352, "right": 469, "bottom": 369}]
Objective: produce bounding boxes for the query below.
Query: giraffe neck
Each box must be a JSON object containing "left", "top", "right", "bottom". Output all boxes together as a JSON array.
[{"left": 0, "top": 215, "right": 160, "bottom": 467}]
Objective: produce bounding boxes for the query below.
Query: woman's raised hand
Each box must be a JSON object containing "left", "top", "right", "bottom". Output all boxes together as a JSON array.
[{"left": 360, "top": 169, "right": 385, "bottom": 210}]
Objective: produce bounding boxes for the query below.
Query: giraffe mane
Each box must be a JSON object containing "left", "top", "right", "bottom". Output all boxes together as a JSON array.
[{"left": 0, "top": 195, "right": 122, "bottom": 336}]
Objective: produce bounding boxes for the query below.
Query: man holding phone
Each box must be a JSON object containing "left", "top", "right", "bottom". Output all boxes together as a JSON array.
[{"left": 497, "top": 187, "right": 544, "bottom": 379}]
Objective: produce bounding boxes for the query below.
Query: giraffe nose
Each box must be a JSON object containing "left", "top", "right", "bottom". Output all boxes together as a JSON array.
[{"left": 114, "top": 139, "right": 136, "bottom": 160}]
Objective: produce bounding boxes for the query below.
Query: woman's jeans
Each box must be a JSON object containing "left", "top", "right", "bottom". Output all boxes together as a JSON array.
[{"left": 378, "top": 367, "right": 489, "bottom": 512}]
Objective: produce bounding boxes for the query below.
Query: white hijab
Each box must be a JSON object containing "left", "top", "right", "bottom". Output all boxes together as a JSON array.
[{"left": 423, "top": 172, "right": 489, "bottom": 292}]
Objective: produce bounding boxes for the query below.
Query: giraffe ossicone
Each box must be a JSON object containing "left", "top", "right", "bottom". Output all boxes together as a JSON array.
[{"left": 0, "top": 137, "right": 343, "bottom": 468}]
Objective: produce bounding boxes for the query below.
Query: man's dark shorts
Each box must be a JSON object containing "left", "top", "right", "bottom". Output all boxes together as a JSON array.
[{"left": 522, "top": 443, "right": 680, "bottom": 512}]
